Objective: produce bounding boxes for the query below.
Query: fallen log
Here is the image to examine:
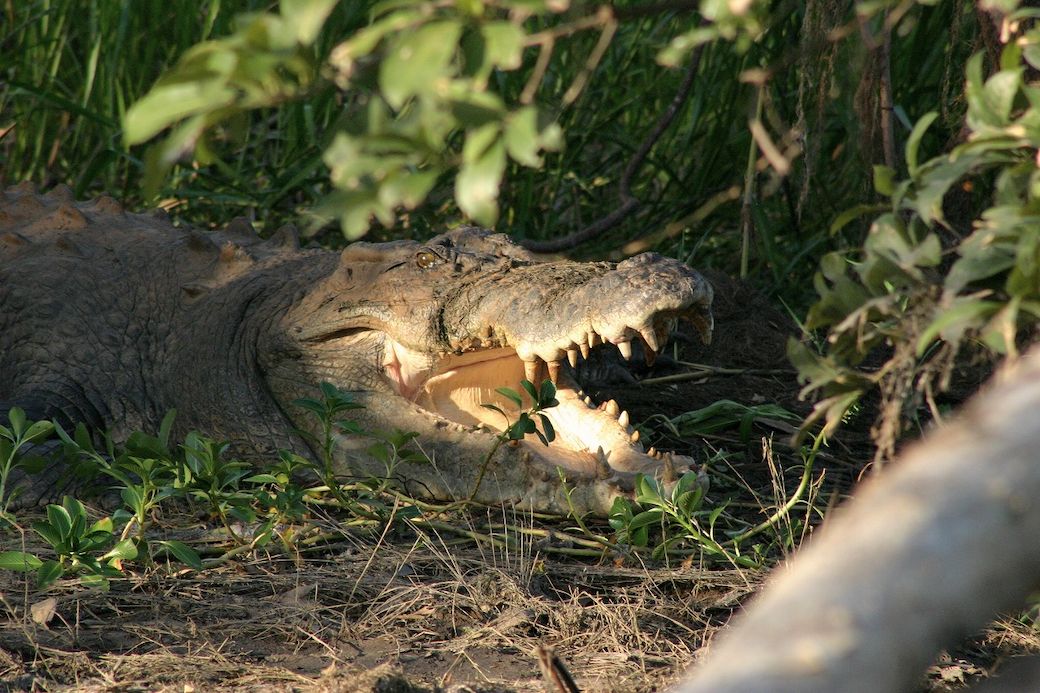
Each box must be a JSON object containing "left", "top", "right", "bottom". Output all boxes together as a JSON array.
[{"left": 677, "top": 349, "right": 1040, "bottom": 693}]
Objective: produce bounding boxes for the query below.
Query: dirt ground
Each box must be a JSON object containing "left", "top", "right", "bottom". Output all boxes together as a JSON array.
[{"left": 1, "top": 271, "right": 1037, "bottom": 692}]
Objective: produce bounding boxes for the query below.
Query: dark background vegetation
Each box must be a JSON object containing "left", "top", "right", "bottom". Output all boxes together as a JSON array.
[{"left": 0, "top": 0, "right": 980, "bottom": 296}]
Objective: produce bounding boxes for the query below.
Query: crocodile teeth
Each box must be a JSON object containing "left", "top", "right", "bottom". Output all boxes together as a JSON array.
[
  {"left": 605, "top": 399, "right": 619, "bottom": 417},
  {"left": 524, "top": 360, "right": 541, "bottom": 385},
  {"left": 567, "top": 348, "right": 579, "bottom": 368},
  {"left": 638, "top": 327, "right": 660, "bottom": 354},
  {"left": 618, "top": 410, "right": 629, "bottom": 428},
  {"left": 630, "top": 429, "right": 640, "bottom": 443},
  {"left": 546, "top": 360, "right": 561, "bottom": 385},
  {"left": 616, "top": 340, "right": 633, "bottom": 360},
  {"left": 587, "top": 331, "right": 600, "bottom": 347},
  {"left": 648, "top": 446, "right": 657, "bottom": 458},
  {"left": 583, "top": 395, "right": 594, "bottom": 408},
  {"left": 579, "top": 342, "right": 590, "bottom": 359}
]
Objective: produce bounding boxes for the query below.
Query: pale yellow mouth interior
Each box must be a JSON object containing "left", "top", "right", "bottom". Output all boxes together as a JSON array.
[{"left": 381, "top": 341, "right": 659, "bottom": 475}]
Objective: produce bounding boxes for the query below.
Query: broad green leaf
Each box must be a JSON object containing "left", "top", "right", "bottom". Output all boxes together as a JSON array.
[
  {"left": 123, "top": 80, "right": 236, "bottom": 145},
  {"left": 102, "top": 536, "right": 138, "bottom": 557},
  {"left": 79, "top": 573, "right": 111, "bottom": 591},
  {"left": 377, "top": 169, "right": 439, "bottom": 210},
  {"left": 457, "top": 127, "right": 506, "bottom": 225},
  {"left": 536, "top": 413, "right": 555, "bottom": 444},
  {"left": 280, "top": 0, "right": 338, "bottom": 44},
  {"left": 8, "top": 407, "right": 25, "bottom": 438},
  {"left": 494, "top": 387, "right": 524, "bottom": 408},
  {"left": 0, "top": 551, "right": 43, "bottom": 572},
  {"left": 23, "top": 420, "right": 54, "bottom": 444},
  {"left": 45, "top": 505, "right": 73, "bottom": 541},
  {"left": 479, "top": 21, "right": 526, "bottom": 70},
  {"left": 873, "top": 165, "right": 896, "bottom": 196},
  {"left": 156, "top": 540, "right": 203, "bottom": 570},
  {"left": 37, "top": 560, "right": 63, "bottom": 588},
  {"left": 983, "top": 68, "right": 1024, "bottom": 124},
  {"left": 520, "top": 380, "right": 539, "bottom": 402},
  {"left": 628, "top": 509, "right": 665, "bottom": 534},
  {"left": 379, "top": 21, "right": 463, "bottom": 109},
  {"left": 504, "top": 106, "right": 543, "bottom": 167}
]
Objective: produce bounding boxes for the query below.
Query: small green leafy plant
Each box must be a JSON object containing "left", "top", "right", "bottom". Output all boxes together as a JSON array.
[
  {"left": 472, "top": 378, "right": 558, "bottom": 499},
  {"left": 0, "top": 496, "right": 136, "bottom": 590},
  {"left": 0, "top": 407, "right": 55, "bottom": 522},
  {"left": 609, "top": 472, "right": 757, "bottom": 568}
]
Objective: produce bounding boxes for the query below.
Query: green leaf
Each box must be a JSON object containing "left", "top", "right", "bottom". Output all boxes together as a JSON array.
[
  {"left": 46, "top": 504, "right": 73, "bottom": 541},
  {"left": 916, "top": 299, "right": 1000, "bottom": 356},
  {"left": 503, "top": 106, "right": 544, "bottom": 166},
  {"left": 494, "top": 387, "right": 524, "bottom": 408},
  {"left": 0, "top": 551, "right": 43, "bottom": 572},
  {"left": 37, "top": 560, "right": 63, "bottom": 588},
  {"left": 102, "top": 538, "right": 138, "bottom": 562},
  {"left": 158, "top": 410, "right": 177, "bottom": 450},
  {"left": 377, "top": 169, "right": 440, "bottom": 210},
  {"left": 536, "top": 413, "right": 555, "bottom": 444},
  {"left": 379, "top": 20, "right": 463, "bottom": 109},
  {"left": 628, "top": 509, "right": 664, "bottom": 532},
  {"left": 156, "top": 540, "right": 204, "bottom": 570},
  {"left": 123, "top": 80, "right": 236, "bottom": 145},
  {"left": 279, "top": 0, "right": 338, "bottom": 45},
  {"left": 873, "top": 165, "right": 896, "bottom": 196},
  {"left": 905, "top": 111, "right": 938, "bottom": 178},
  {"left": 8, "top": 407, "right": 25, "bottom": 438},
  {"left": 479, "top": 21, "right": 526, "bottom": 70},
  {"left": 457, "top": 125, "right": 506, "bottom": 225},
  {"left": 983, "top": 68, "right": 1024, "bottom": 124},
  {"left": 32, "top": 521, "right": 64, "bottom": 550},
  {"left": 23, "top": 420, "right": 55, "bottom": 444},
  {"left": 519, "top": 380, "right": 539, "bottom": 403},
  {"left": 537, "top": 379, "right": 557, "bottom": 407},
  {"left": 79, "top": 573, "right": 111, "bottom": 591}
]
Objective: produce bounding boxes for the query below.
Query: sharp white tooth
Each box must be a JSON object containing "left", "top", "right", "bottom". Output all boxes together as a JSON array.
[
  {"left": 584, "top": 395, "right": 594, "bottom": 407},
  {"left": 630, "top": 429, "right": 640, "bottom": 443},
  {"left": 648, "top": 446, "right": 657, "bottom": 457},
  {"left": 588, "top": 331, "right": 600, "bottom": 347},
  {"left": 567, "top": 348, "right": 579, "bottom": 368},
  {"left": 639, "top": 327, "right": 660, "bottom": 354},
  {"left": 605, "top": 399, "right": 619, "bottom": 417},
  {"left": 524, "top": 359, "right": 541, "bottom": 384},
  {"left": 546, "top": 360, "right": 561, "bottom": 385},
  {"left": 617, "top": 340, "right": 633, "bottom": 360},
  {"left": 579, "top": 342, "right": 590, "bottom": 359},
  {"left": 618, "top": 410, "right": 629, "bottom": 428}
]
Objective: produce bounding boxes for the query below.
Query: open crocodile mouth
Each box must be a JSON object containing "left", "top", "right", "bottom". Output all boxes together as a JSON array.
[{"left": 380, "top": 319, "right": 704, "bottom": 480}]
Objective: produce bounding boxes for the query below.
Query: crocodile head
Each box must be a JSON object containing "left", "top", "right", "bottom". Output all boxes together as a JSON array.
[{"left": 262, "top": 227, "right": 713, "bottom": 514}]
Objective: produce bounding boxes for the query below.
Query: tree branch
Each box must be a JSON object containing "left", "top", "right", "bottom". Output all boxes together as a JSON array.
[
  {"left": 678, "top": 349, "right": 1040, "bottom": 692},
  {"left": 521, "top": 35, "right": 705, "bottom": 253}
]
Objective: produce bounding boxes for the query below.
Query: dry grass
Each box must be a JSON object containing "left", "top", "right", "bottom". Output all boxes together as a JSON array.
[{"left": 0, "top": 509, "right": 761, "bottom": 692}]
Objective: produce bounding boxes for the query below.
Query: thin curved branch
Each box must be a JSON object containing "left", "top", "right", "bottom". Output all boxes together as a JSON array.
[{"left": 521, "top": 34, "right": 706, "bottom": 253}]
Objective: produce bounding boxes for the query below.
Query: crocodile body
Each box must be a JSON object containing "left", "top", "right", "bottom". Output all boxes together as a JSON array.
[{"left": 0, "top": 183, "right": 713, "bottom": 514}]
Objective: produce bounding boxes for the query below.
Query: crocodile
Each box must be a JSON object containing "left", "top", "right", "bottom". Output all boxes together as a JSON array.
[{"left": 0, "top": 183, "right": 713, "bottom": 515}]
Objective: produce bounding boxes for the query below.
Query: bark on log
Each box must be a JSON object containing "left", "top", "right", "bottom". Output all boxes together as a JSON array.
[{"left": 677, "top": 349, "right": 1040, "bottom": 693}]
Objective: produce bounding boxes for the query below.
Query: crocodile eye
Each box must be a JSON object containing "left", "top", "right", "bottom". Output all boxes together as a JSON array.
[{"left": 416, "top": 250, "right": 439, "bottom": 269}]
